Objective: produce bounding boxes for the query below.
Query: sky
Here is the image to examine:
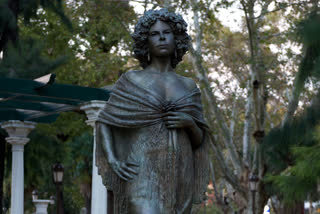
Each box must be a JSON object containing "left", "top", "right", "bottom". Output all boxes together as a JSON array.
[{"left": 129, "top": 1, "right": 244, "bottom": 32}]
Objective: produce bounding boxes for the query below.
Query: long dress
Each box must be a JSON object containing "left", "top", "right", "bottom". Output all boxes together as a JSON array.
[{"left": 95, "top": 71, "right": 209, "bottom": 214}]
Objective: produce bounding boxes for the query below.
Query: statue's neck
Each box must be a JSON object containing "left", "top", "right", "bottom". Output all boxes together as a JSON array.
[{"left": 147, "top": 56, "right": 173, "bottom": 73}]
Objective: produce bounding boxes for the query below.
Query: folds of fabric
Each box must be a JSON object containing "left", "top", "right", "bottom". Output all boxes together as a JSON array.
[{"left": 95, "top": 72, "right": 209, "bottom": 212}]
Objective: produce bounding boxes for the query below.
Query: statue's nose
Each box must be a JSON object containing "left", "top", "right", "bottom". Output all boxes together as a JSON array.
[{"left": 159, "top": 33, "right": 165, "bottom": 40}]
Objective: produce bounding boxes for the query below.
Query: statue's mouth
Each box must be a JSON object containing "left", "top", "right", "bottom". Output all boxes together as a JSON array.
[{"left": 157, "top": 44, "right": 169, "bottom": 48}]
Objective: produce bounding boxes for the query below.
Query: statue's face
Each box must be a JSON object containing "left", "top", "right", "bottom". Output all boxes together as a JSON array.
[{"left": 148, "top": 20, "right": 175, "bottom": 58}]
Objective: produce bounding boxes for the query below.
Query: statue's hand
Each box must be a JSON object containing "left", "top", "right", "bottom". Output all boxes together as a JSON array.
[
  {"left": 108, "top": 158, "right": 139, "bottom": 181},
  {"left": 162, "top": 111, "right": 195, "bottom": 129}
]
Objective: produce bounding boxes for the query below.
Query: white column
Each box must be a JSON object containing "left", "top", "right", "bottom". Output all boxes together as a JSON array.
[
  {"left": 0, "top": 120, "right": 36, "bottom": 214},
  {"left": 80, "top": 101, "right": 107, "bottom": 214},
  {"left": 33, "top": 199, "right": 53, "bottom": 214}
]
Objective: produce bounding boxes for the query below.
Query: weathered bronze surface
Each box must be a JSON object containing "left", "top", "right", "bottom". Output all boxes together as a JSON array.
[{"left": 96, "top": 8, "right": 209, "bottom": 214}]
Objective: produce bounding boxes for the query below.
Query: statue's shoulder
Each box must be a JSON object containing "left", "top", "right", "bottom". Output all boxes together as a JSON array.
[
  {"left": 124, "top": 70, "right": 144, "bottom": 81},
  {"left": 125, "top": 70, "right": 143, "bottom": 77},
  {"left": 177, "top": 74, "right": 198, "bottom": 90}
]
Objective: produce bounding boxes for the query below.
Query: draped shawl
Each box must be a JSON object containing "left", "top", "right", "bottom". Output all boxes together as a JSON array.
[{"left": 95, "top": 72, "right": 209, "bottom": 212}]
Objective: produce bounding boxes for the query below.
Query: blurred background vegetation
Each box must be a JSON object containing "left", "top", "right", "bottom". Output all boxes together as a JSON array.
[{"left": 1, "top": 0, "right": 320, "bottom": 213}]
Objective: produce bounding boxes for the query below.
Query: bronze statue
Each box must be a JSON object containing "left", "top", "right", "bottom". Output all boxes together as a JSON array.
[{"left": 96, "top": 8, "right": 209, "bottom": 214}]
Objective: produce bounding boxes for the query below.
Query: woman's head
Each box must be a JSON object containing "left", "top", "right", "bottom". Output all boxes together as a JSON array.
[{"left": 132, "top": 8, "right": 191, "bottom": 68}]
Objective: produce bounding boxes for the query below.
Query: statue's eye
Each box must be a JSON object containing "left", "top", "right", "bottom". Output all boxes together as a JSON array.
[
  {"left": 164, "top": 30, "right": 171, "bottom": 34},
  {"left": 150, "top": 32, "right": 158, "bottom": 36}
]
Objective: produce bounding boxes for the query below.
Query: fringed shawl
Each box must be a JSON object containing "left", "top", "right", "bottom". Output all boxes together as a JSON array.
[{"left": 95, "top": 72, "right": 209, "bottom": 205}]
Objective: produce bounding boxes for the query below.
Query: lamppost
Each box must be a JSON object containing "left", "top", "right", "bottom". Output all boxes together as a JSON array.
[
  {"left": 249, "top": 174, "right": 259, "bottom": 214},
  {"left": 52, "top": 162, "right": 64, "bottom": 214},
  {"left": 50, "top": 196, "right": 55, "bottom": 214}
]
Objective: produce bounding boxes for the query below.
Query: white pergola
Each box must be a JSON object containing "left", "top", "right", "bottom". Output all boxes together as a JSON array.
[
  {"left": 81, "top": 101, "right": 108, "bottom": 214},
  {"left": 0, "top": 75, "right": 110, "bottom": 214},
  {"left": 1, "top": 120, "right": 36, "bottom": 214}
]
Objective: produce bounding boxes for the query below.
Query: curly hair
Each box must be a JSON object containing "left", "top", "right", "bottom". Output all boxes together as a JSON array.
[{"left": 131, "top": 8, "right": 191, "bottom": 69}]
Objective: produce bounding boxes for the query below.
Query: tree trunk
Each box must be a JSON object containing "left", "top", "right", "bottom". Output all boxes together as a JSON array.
[
  {"left": 0, "top": 0, "right": 19, "bottom": 55},
  {"left": 280, "top": 203, "right": 304, "bottom": 214},
  {"left": 85, "top": 181, "right": 91, "bottom": 214},
  {"left": 80, "top": 175, "right": 92, "bottom": 214},
  {"left": 86, "top": 194, "right": 91, "bottom": 214}
]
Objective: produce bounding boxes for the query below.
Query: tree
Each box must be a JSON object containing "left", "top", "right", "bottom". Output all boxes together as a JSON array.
[
  {"left": 263, "top": 10, "right": 320, "bottom": 213},
  {"left": 186, "top": 0, "right": 320, "bottom": 213},
  {"left": 0, "top": 0, "right": 71, "bottom": 78},
  {"left": 2, "top": 0, "right": 319, "bottom": 212},
  {"left": 27, "top": 0, "right": 138, "bottom": 87},
  {"left": 264, "top": 97, "right": 320, "bottom": 209},
  {"left": 0, "top": 1, "right": 71, "bottom": 212},
  {"left": 1, "top": 0, "right": 138, "bottom": 212},
  {"left": 117, "top": 0, "right": 319, "bottom": 213},
  {"left": 20, "top": 112, "right": 94, "bottom": 212}
]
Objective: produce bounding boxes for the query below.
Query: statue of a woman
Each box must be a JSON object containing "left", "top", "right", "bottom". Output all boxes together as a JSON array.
[{"left": 96, "top": 8, "right": 209, "bottom": 214}]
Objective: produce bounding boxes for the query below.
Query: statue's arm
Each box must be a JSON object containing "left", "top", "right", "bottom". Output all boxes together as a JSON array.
[
  {"left": 179, "top": 78, "right": 204, "bottom": 149},
  {"left": 98, "top": 122, "right": 116, "bottom": 163},
  {"left": 186, "top": 120, "right": 203, "bottom": 149},
  {"left": 97, "top": 122, "right": 139, "bottom": 181}
]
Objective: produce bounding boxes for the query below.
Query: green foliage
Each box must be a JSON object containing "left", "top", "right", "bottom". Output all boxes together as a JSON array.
[
  {"left": 1, "top": 1, "right": 137, "bottom": 212},
  {"left": 18, "top": 0, "right": 138, "bottom": 87},
  {"left": 1, "top": 0, "right": 318, "bottom": 211},
  {"left": 0, "top": 38, "right": 67, "bottom": 79},
  {"left": 1, "top": 2, "right": 74, "bottom": 211},
  {"left": 0, "top": 0, "right": 17, "bottom": 37},
  {"left": 263, "top": 11, "right": 320, "bottom": 167},
  {"left": 22, "top": 113, "right": 93, "bottom": 212},
  {"left": 23, "top": 130, "right": 62, "bottom": 211},
  {"left": 66, "top": 132, "right": 93, "bottom": 181},
  {"left": 0, "top": 0, "right": 71, "bottom": 41},
  {"left": 265, "top": 126, "right": 320, "bottom": 204},
  {"left": 261, "top": 10, "right": 320, "bottom": 206},
  {"left": 264, "top": 91, "right": 320, "bottom": 170},
  {"left": 214, "top": 0, "right": 236, "bottom": 10},
  {"left": 62, "top": 132, "right": 93, "bottom": 212},
  {"left": 0, "top": 0, "right": 72, "bottom": 79},
  {"left": 21, "top": 0, "right": 72, "bottom": 28},
  {"left": 292, "top": 13, "right": 320, "bottom": 96},
  {"left": 264, "top": 75, "right": 320, "bottom": 204},
  {"left": 37, "top": 112, "right": 89, "bottom": 144}
]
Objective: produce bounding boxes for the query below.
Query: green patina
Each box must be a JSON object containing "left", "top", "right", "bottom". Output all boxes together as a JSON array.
[{"left": 0, "top": 76, "right": 110, "bottom": 123}]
